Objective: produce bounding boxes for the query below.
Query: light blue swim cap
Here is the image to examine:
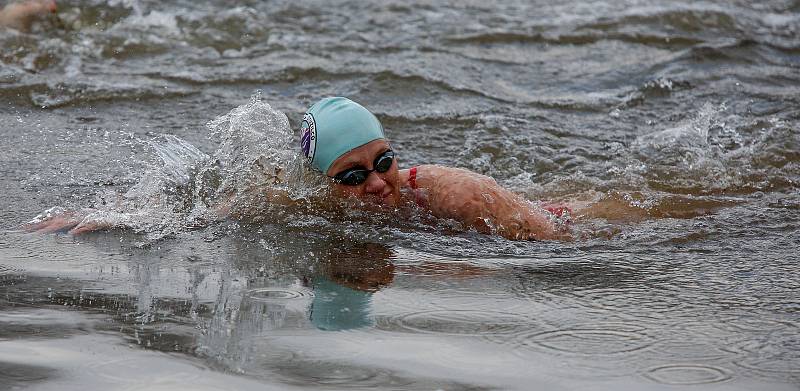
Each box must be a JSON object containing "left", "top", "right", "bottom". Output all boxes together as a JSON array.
[{"left": 300, "top": 97, "right": 385, "bottom": 174}]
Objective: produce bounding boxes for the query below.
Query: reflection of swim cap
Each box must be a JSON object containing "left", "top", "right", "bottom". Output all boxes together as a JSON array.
[
  {"left": 310, "top": 276, "right": 373, "bottom": 331},
  {"left": 300, "top": 97, "right": 385, "bottom": 174}
]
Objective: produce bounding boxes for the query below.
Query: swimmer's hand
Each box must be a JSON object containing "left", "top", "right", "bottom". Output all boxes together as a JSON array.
[
  {"left": 21, "top": 207, "right": 114, "bottom": 235},
  {"left": 0, "top": 0, "right": 57, "bottom": 31}
]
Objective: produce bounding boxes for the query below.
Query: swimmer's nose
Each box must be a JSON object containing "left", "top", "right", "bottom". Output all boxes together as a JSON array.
[
  {"left": 48, "top": 0, "right": 57, "bottom": 13},
  {"left": 363, "top": 171, "right": 387, "bottom": 195}
]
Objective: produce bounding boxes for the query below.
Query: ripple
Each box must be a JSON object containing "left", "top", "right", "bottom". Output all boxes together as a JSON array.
[
  {"left": 716, "top": 315, "right": 798, "bottom": 334},
  {"left": 304, "top": 366, "right": 382, "bottom": 386},
  {"left": 735, "top": 357, "right": 800, "bottom": 375},
  {"left": 244, "top": 287, "right": 312, "bottom": 302},
  {"left": 280, "top": 361, "right": 413, "bottom": 388},
  {"left": 295, "top": 364, "right": 485, "bottom": 390},
  {"left": 518, "top": 323, "right": 654, "bottom": 356},
  {"left": 644, "top": 364, "right": 731, "bottom": 385},
  {"left": 731, "top": 334, "right": 800, "bottom": 374},
  {"left": 83, "top": 358, "right": 149, "bottom": 385},
  {"left": 0, "top": 361, "right": 56, "bottom": 387},
  {"left": 566, "top": 287, "right": 685, "bottom": 315},
  {"left": 377, "top": 309, "right": 531, "bottom": 336}
]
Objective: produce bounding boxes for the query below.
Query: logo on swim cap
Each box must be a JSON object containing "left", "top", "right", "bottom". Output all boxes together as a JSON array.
[{"left": 300, "top": 112, "right": 317, "bottom": 164}]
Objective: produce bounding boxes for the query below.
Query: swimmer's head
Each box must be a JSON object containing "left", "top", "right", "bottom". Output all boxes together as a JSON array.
[{"left": 300, "top": 97, "right": 385, "bottom": 174}]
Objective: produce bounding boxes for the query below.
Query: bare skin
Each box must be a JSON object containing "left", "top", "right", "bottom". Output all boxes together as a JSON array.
[
  {"left": 0, "top": 0, "right": 57, "bottom": 31},
  {"left": 326, "top": 140, "right": 568, "bottom": 241},
  {"left": 21, "top": 207, "right": 115, "bottom": 235}
]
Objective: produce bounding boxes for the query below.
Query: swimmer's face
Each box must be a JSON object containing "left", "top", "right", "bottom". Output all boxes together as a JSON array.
[{"left": 327, "top": 139, "right": 401, "bottom": 206}]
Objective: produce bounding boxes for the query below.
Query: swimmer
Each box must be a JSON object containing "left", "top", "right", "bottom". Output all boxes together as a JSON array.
[
  {"left": 24, "top": 97, "right": 576, "bottom": 240},
  {"left": 296, "top": 97, "right": 571, "bottom": 240},
  {"left": 0, "top": 0, "right": 57, "bottom": 31}
]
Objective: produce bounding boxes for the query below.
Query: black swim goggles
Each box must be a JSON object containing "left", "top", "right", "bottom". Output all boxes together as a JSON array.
[{"left": 330, "top": 150, "right": 395, "bottom": 186}]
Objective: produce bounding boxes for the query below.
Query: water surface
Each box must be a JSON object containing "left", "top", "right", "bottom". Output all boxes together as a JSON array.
[{"left": 1, "top": 0, "right": 799, "bottom": 389}]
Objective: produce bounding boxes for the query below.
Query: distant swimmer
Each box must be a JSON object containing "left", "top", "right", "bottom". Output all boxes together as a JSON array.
[
  {"left": 289, "top": 97, "right": 573, "bottom": 240},
  {"left": 0, "top": 0, "right": 57, "bottom": 31}
]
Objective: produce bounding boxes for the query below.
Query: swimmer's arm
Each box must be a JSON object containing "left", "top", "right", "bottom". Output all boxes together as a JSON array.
[
  {"left": 24, "top": 185, "right": 291, "bottom": 234},
  {"left": 20, "top": 207, "right": 116, "bottom": 235},
  {"left": 414, "top": 165, "right": 568, "bottom": 241}
]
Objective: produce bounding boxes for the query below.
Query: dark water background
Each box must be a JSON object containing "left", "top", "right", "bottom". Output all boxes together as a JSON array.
[{"left": 1, "top": 0, "right": 799, "bottom": 389}]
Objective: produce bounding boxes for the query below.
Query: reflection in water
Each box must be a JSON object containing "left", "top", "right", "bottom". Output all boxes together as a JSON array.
[
  {"left": 311, "top": 277, "right": 373, "bottom": 331},
  {"left": 132, "top": 258, "right": 158, "bottom": 323},
  {"left": 194, "top": 240, "right": 397, "bottom": 374},
  {"left": 311, "top": 243, "right": 395, "bottom": 331},
  {"left": 2, "top": 230, "right": 800, "bottom": 389}
]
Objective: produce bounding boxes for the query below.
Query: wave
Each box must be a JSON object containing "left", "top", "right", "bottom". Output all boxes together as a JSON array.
[{"left": 445, "top": 31, "right": 703, "bottom": 48}]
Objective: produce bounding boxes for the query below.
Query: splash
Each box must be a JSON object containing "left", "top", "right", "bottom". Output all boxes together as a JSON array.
[
  {"left": 633, "top": 102, "right": 718, "bottom": 166},
  {"left": 44, "top": 93, "right": 328, "bottom": 240},
  {"left": 530, "top": 103, "right": 775, "bottom": 224},
  {"left": 586, "top": 102, "right": 735, "bottom": 196},
  {"left": 625, "top": 102, "right": 796, "bottom": 196},
  {"left": 204, "top": 92, "right": 328, "bottom": 216}
]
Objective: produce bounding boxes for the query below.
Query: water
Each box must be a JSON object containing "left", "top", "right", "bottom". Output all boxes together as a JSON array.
[{"left": 1, "top": 0, "right": 799, "bottom": 389}]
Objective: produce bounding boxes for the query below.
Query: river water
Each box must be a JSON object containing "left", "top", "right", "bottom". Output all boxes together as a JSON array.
[{"left": 1, "top": 0, "right": 799, "bottom": 390}]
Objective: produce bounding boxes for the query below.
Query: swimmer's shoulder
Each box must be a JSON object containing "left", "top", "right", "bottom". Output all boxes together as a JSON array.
[{"left": 404, "top": 164, "right": 495, "bottom": 188}]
